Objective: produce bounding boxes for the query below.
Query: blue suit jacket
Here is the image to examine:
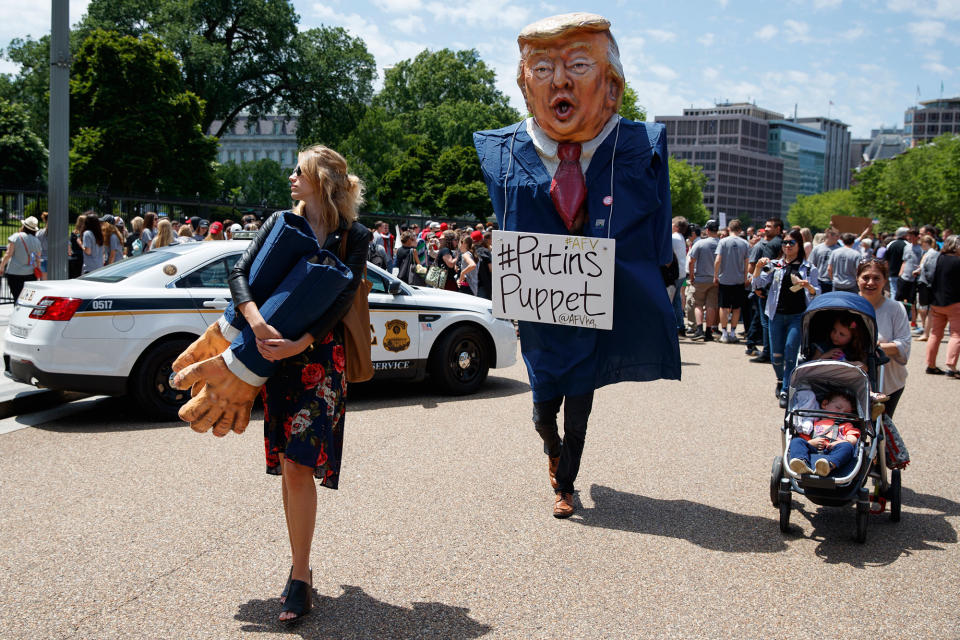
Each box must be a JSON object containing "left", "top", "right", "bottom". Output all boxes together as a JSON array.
[{"left": 473, "top": 118, "right": 681, "bottom": 401}]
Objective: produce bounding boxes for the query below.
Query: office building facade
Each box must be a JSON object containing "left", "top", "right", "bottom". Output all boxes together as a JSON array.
[
  {"left": 656, "top": 103, "right": 784, "bottom": 225},
  {"left": 208, "top": 114, "right": 299, "bottom": 167},
  {"left": 794, "top": 117, "right": 850, "bottom": 191},
  {"left": 768, "top": 121, "right": 825, "bottom": 217},
  {"left": 904, "top": 98, "right": 960, "bottom": 147}
]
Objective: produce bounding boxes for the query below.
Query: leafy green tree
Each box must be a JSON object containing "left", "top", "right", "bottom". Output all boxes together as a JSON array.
[
  {"left": 376, "top": 49, "right": 512, "bottom": 115},
  {"left": 380, "top": 138, "right": 438, "bottom": 214},
  {"left": 352, "top": 48, "right": 519, "bottom": 214},
  {"left": 3, "top": 36, "right": 58, "bottom": 142},
  {"left": 0, "top": 98, "right": 47, "bottom": 185},
  {"left": 618, "top": 83, "right": 647, "bottom": 122},
  {"left": 69, "top": 30, "right": 217, "bottom": 195},
  {"left": 787, "top": 189, "right": 859, "bottom": 230},
  {"left": 290, "top": 27, "right": 376, "bottom": 148},
  {"left": 79, "top": 0, "right": 375, "bottom": 144},
  {"left": 215, "top": 158, "right": 291, "bottom": 207},
  {"left": 850, "top": 135, "right": 960, "bottom": 232},
  {"left": 668, "top": 157, "right": 709, "bottom": 224},
  {"left": 424, "top": 145, "right": 489, "bottom": 220}
]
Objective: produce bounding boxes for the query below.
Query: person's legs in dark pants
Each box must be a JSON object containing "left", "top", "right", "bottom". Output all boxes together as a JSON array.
[
  {"left": 532, "top": 391, "right": 594, "bottom": 514},
  {"left": 532, "top": 396, "right": 564, "bottom": 459},
  {"left": 553, "top": 392, "right": 594, "bottom": 494}
]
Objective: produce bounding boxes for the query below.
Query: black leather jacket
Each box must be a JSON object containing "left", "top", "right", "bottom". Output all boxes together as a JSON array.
[{"left": 228, "top": 211, "right": 370, "bottom": 342}]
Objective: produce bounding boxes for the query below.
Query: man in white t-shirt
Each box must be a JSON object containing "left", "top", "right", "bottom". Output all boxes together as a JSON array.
[{"left": 671, "top": 216, "right": 689, "bottom": 337}]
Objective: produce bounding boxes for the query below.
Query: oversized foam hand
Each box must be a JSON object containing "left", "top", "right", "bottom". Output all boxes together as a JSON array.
[
  {"left": 173, "top": 321, "right": 231, "bottom": 373},
  {"left": 172, "top": 355, "right": 260, "bottom": 436}
]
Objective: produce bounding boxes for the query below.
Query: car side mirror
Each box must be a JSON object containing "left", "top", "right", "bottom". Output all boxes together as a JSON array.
[{"left": 387, "top": 280, "right": 403, "bottom": 295}]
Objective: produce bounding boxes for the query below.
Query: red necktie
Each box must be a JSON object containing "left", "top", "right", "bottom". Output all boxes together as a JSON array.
[{"left": 550, "top": 142, "right": 586, "bottom": 232}]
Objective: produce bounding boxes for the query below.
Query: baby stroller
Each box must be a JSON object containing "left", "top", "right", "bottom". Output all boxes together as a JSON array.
[{"left": 770, "top": 292, "right": 902, "bottom": 543}]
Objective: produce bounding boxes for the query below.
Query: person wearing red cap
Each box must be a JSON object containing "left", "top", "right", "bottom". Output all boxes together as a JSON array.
[
  {"left": 205, "top": 221, "right": 225, "bottom": 241},
  {"left": 439, "top": 222, "right": 448, "bottom": 232}
]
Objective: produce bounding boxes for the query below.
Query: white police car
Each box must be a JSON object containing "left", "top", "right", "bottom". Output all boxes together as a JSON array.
[{"left": 4, "top": 240, "right": 517, "bottom": 419}]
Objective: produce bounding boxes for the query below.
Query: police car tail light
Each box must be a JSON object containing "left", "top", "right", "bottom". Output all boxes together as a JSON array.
[{"left": 29, "top": 297, "right": 83, "bottom": 321}]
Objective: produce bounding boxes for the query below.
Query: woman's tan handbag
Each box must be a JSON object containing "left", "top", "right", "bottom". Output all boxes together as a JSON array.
[{"left": 339, "top": 232, "right": 375, "bottom": 383}]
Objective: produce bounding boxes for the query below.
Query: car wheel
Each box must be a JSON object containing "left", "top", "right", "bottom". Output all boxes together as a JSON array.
[
  {"left": 131, "top": 338, "right": 192, "bottom": 420},
  {"left": 430, "top": 325, "right": 489, "bottom": 395}
]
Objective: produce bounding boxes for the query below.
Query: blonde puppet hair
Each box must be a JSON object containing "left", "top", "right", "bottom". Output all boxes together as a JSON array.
[
  {"left": 293, "top": 145, "right": 365, "bottom": 232},
  {"left": 515, "top": 13, "right": 625, "bottom": 112}
]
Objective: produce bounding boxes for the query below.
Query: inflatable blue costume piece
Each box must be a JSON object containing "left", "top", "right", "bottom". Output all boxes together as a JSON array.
[
  {"left": 216, "top": 212, "right": 353, "bottom": 385},
  {"left": 473, "top": 117, "right": 681, "bottom": 403}
]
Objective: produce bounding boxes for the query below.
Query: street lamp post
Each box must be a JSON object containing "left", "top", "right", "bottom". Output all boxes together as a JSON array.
[{"left": 47, "top": 0, "right": 70, "bottom": 280}]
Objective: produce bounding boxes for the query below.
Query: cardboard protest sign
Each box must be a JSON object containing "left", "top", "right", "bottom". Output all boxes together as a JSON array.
[
  {"left": 491, "top": 230, "right": 615, "bottom": 330},
  {"left": 831, "top": 215, "right": 873, "bottom": 236}
]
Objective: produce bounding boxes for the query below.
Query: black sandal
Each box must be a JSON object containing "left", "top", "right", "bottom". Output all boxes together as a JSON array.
[
  {"left": 279, "top": 576, "right": 312, "bottom": 623},
  {"left": 279, "top": 567, "right": 292, "bottom": 604}
]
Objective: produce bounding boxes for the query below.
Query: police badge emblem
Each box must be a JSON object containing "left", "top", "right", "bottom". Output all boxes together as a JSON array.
[{"left": 382, "top": 319, "right": 411, "bottom": 352}]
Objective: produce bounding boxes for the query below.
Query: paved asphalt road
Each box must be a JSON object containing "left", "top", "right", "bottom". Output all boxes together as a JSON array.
[{"left": 1, "top": 337, "right": 958, "bottom": 639}]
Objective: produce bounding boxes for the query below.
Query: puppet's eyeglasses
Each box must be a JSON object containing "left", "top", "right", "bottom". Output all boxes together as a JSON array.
[{"left": 530, "top": 60, "right": 597, "bottom": 81}]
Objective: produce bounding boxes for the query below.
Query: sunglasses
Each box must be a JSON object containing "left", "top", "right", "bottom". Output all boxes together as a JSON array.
[
  {"left": 782, "top": 240, "right": 797, "bottom": 246},
  {"left": 294, "top": 165, "right": 302, "bottom": 176}
]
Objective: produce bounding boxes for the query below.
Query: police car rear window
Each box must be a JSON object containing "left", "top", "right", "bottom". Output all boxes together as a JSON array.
[{"left": 79, "top": 249, "right": 182, "bottom": 283}]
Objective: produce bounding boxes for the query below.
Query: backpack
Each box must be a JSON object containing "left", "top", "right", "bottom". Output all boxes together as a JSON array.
[
  {"left": 131, "top": 237, "right": 143, "bottom": 257},
  {"left": 367, "top": 242, "right": 386, "bottom": 268}
]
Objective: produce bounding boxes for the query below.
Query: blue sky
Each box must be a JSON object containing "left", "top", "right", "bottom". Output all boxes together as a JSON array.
[{"left": 3, "top": 0, "right": 958, "bottom": 138}]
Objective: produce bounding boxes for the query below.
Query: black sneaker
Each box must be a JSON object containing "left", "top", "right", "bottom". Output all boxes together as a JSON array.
[
  {"left": 749, "top": 353, "right": 770, "bottom": 363},
  {"left": 677, "top": 328, "right": 687, "bottom": 338},
  {"left": 778, "top": 392, "right": 788, "bottom": 409},
  {"left": 703, "top": 328, "right": 714, "bottom": 342},
  {"left": 690, "top": 327, "right": 705, "bottom": 340},
  {"left": 744, "top": 346, "right": 759, "bottom": 357}
]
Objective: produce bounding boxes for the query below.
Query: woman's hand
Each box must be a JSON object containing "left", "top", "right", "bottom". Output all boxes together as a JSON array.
[
  {"left": 795, "top": 278, "right": 815, "bottom": 294},
  {"left": 808, "top": 437, "right": 828, "bottom": 450},
  {"left": 257, "top": 336, "right": 310, "bottom": 361},
  {"left": 252, "top": 322, "right": 283, "bottom": 341}
]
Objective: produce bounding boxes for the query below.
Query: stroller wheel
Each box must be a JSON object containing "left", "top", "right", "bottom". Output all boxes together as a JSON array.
[
  {"left": 770, "top": 456, "right": 784, "bottom": 508},
  {"left": 855, "top": 487, "right": 869, "bottom": 543},
  {"left": 778, "top": 491, "right": 792, "bottom": 533},
  {"left": 889, "top": 469, "right": 902, "bottom": 522}
]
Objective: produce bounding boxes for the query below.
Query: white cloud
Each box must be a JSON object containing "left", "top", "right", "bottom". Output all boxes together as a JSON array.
[
  {"left": 645, "top": 29, "right": 676, "bottom": 43},
  {"left": 424, "top": 0, "right": 529, "bottom": 29},
  {"left": 717, "top": 0, "right": 729, "bottom": 7},
  {"left": 390, "top": 15, "right": 425, "bottom": 35},
  {"left": 374, "top": 0, "right": 423, "bottom": 12},
  {"left": 784, "top": 20, "right": 812, "bottom": 43},
  {"left": 887, "top": 0, "right": 960, "bottom": 20},
  {"left": 813, "top": 0, "right": 842, "bottom": 8},
  {"left": 923, "top": 61, "right": 952, "bottom": 73},
  {"left": 702, "top": 66, "right": 720, "bottom": 80},
  {"left": 907, "top": 20, "right": 947, "bottom": 44},
  {"left": 755, "top": 24, "right": 778, "bottom": 40},
  {"left": 309, "top": 2, "right": 427, "bottom": 79},
  {"left": 649, "top": 64, "right": 678, "bottom": 80},
  {"left": 840, "top": 25, "right": 866, "bottom": 40},
  {"left": 698, "top": 32, "right": 716, "bottom": 46}
]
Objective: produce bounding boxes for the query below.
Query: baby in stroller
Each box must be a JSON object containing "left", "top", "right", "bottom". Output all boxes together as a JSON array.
[{"left": 788, "top": 390, "right": 860, "bottom": 476}]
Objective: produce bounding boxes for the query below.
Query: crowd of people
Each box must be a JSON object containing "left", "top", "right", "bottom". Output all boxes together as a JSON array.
[
  {"left": 365, "top": 219, "right": 496, "bottom": 299},
  {"left": 671, "top": 215, "right": 960, "bottom": 410},
  {"left": 1, "top": 211, "right": 264, "bottom": 295}
]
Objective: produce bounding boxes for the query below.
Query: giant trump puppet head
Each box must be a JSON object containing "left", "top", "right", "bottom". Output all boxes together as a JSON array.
[{"left": 517, "top": 13, "right": 625, "bottom": 143}]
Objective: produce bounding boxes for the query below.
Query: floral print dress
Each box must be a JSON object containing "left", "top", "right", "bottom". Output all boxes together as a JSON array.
[{"left": 263, "top": 328, "right": 347, "bottom": 490}]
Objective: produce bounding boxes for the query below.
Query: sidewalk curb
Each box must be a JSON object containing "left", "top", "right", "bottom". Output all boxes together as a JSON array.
[{"left": 0, "top": 388, "right": 89, "bottom": 420}]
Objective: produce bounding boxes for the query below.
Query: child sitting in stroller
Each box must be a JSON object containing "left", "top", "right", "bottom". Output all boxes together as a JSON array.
[
  {"left": 788, "top": 390, "right": 860, "bottom": 476},
  {"left": 811, "top": 311, "right": 868, "bottom": 372}
]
